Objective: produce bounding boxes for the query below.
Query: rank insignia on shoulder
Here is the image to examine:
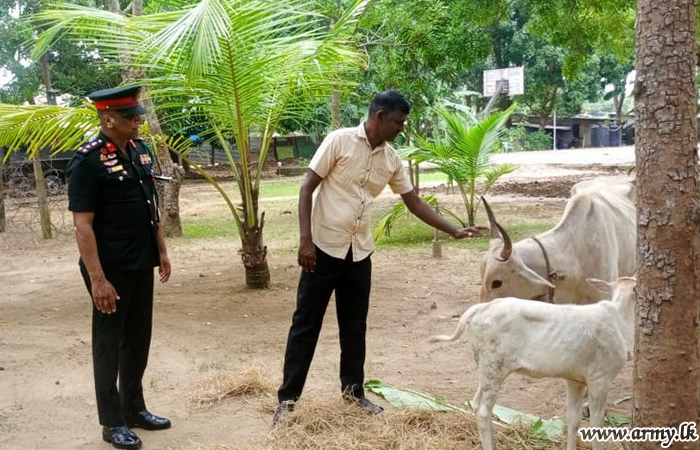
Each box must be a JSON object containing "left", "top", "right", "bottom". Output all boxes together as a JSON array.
[
  {"left": 108, "top": 164, "right": 124, "bottom": 173},
  {"left": 78, "top": 138, "right": 102, "bottom": 154}
]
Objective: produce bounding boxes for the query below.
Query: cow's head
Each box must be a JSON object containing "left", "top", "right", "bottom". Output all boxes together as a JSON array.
[{"left": 478, "top": 197, "right": 555, "bottom": 302}]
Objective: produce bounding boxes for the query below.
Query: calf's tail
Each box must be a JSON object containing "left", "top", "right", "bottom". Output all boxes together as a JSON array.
[{"left": 429, "top": 304, "right": 479, "bottom": 343}]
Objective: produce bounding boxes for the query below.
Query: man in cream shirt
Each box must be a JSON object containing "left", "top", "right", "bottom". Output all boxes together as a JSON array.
[{"left": 274, "top": 91, "right": 482, "bottom": 422}]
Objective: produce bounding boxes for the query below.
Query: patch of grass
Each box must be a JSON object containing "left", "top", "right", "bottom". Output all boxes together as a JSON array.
[
  {"left": 374, "top": 212, "right": 555, "bottom": 252},
  {"left": 258, "top": 178, "right": 303, "bottom": 199},
  {"left": 183, "top": 219, "right": 239, "bottom": 239},
  {"left": 415, "top": 171, "right": 449, "bottom": 185}
]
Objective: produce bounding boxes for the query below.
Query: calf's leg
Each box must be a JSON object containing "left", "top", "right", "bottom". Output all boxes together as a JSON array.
[
  {"left": 587, "top": 382, "right": 610, "bottom": 450},
  {"left": 565, "top": 380, "right": 586, "bottom": 450}
]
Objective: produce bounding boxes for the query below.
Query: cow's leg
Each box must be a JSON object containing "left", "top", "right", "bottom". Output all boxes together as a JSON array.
[
  {"left": 565, "top": 380, "right": 586, "bottom": 450},
  {"left": 586, "top": 383, "right": 609, "bottom": 450}
]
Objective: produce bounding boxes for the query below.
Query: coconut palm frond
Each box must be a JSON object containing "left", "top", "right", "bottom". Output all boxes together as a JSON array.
[
  {"left": 374, "top": 194, "right": 439, "bottom": 242},
  {"left": 0, "top": 103, "right": 99, "bottom": 158},
  {"left": 483, "top": 163, "right": 517, "bottom": 191},
  {"left": 30, "top": 4, "right": 145, "bottom": 60},
  {"left": 402, "top": 104, "right": 518, "bottom": 226}
]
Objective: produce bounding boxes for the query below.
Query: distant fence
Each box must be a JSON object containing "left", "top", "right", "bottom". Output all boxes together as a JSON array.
[{"left": 184, "top": 135, "right": 318, "bottom": 166}]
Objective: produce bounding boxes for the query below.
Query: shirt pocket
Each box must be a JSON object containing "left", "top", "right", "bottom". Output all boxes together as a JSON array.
[
  {"left": 366, "top": 164, "right": 393, "bottom": 196},
  {"left": 332, "top": 152, "right": 361, "bottom": 186}
]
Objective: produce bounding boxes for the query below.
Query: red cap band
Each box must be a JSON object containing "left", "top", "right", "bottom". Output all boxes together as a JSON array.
[{"left": 94, "top": 96, "right": 139, "bottom": 110}]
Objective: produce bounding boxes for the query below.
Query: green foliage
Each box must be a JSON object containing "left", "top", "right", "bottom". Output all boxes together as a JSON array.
[
  {"left": 0, "top": 0, "right": 123, "bottom": 105},
  {"left": 31, "top": 0, "right": 370, "bottom": 250},
  {"left": 503, "top": 126, "right": 551, "bottom": 152},
  {"left": 525, "top": 130, "right": 551, "bottom": 151},
  {"left": 373, "top": 193, "right": 465, "bottom": 242},
  {"left": 375, "top": 106, "right": 517, "bottom": 241},
  {"left": 467, "top": 0, "right": 635, "bottom": 76},
  {"left": 353, "top": 0, "right": 492, "bottom": 138}
]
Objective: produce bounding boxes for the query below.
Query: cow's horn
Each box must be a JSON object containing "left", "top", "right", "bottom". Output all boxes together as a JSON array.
[
  {"left": 495, "top": 221, "right": 512, "bottom": 261},
  {"left": 481, "top": 196, "right": 500, "bottom": 238}
]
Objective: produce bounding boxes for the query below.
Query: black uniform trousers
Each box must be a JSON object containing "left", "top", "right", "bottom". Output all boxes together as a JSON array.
[
  {"left": 80, "top": 262, "right": 154, "bottom": 427},
  {"left": 278, "top": 246, "right": 372, "bottom": 403}
]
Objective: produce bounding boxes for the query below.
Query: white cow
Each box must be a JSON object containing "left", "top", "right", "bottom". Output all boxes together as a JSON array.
[
  {"left": 430, "top": 276, "right": 637, "bottom": 450},
  {"left": 479, "top": 177, "right": 636, "bottom": 304}
]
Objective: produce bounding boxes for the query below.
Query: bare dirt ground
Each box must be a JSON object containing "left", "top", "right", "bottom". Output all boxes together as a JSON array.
[{"left": 0, "top": 159, "right": 635, "bottom": 450}]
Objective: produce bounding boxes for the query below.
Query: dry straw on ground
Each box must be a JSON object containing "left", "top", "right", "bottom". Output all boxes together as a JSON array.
[
  {"left": 183, "top": 367, "right": 623, "bottom": 450},
  {"left": 189, "top": 366, "right": 278, "bottom": 411}
]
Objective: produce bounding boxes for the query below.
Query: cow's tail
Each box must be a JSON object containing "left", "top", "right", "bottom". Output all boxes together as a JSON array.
[{"left": 428, "top": 304, "right": 479, "bottom": 343}]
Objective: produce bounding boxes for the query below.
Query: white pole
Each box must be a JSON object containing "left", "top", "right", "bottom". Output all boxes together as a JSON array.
[{"left": 553, "top": 108, "right": 557, "bottom": 151}]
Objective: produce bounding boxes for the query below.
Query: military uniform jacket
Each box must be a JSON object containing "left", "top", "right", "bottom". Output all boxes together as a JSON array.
[{"left": 67, "top": 132, "right": 160, "bottom": 271}]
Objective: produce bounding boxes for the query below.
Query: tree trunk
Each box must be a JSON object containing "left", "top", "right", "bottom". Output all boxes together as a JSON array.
[
  {"left": 331, "top": 87, "right": 341, "bottom": 130},
  {"left": 0, "top": 148, "right": 5, "bottom": 233},
  {"left": 240, "top": 223, "right": 270, "bottom": 289},
  {"left": 36, "top": 55, "right": 53, "bottom": 239},
  {"left": 615, "top": 93, "right": 624, "bottom": 123},
  {"left": 633, "top": 0, "right": 699, "bottom": 448},
  {"left": 33, "top": 154, "right": 52, "bottom": 239},
  {"left": 111, "top": 0, "right": 184, "bottom": 237}
]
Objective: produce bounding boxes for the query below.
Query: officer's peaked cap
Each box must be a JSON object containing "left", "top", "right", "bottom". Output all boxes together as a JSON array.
[{"left": 88, "top": 85, "right": 147, "bottom": 115}]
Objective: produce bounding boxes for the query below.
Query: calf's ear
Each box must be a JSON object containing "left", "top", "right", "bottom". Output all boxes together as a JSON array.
[{"left": 586, "top": 278, "right": 613, "bottom": 294}]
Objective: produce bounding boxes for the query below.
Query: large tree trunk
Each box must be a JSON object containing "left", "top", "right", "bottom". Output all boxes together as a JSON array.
[
  {"left": 0, "top": 148, "right": 5, "bottom": 233},
  {"left": 633, "top": 0, "right": 699, "bottom": 448},
  {"left": 110, "top": 0, "right": 184, "bottom": 237},
  {"left": 140, "top": 100, "right": 184, "bottom": 237}
]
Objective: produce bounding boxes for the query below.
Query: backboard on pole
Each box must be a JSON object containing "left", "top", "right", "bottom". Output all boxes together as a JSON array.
[{"left": 483, "top": 66, "right": 524, "bottom": 97}]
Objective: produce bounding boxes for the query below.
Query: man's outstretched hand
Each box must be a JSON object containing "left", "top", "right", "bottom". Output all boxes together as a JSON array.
[{"left": 450, "top": 226, "right": 489, "bottom": 239}]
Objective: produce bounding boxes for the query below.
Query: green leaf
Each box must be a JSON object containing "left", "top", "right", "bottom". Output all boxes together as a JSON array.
[
  {"left": 364, "top": 379, "right": 465, "bottom": 413},
  {"left": 607, "top": 414, "right": 632, "bottom": 427},
  {"left": 364, "top": 379, "right": 564, "bottom": 440},
  {"left": 489, "top": 404, "right": 565, "bottom": 440}
]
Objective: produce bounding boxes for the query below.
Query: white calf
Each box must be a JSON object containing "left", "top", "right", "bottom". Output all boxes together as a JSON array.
[{"left": 430, "top": 277, "right": 636, "bottom": 450}]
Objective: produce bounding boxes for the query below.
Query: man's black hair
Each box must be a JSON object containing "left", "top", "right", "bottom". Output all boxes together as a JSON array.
[{"left": 368, "top": 90, "right": 410, "bottom": 116}]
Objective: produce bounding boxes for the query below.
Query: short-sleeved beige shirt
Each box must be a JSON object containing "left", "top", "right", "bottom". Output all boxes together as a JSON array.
[{"left": 308, "top": 123, "right": 414, "bottom": 262}]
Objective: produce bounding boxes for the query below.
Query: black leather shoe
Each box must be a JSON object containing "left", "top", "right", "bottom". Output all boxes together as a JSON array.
[
  {"left": 102, "top": 426, "right": 142, "bottom": 449},
  {"left": 126, "top": 410, "right": 171, "bottom": 430}
]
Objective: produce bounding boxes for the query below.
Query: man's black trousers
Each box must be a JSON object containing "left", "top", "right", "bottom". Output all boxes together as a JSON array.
[
  {"left": 80, "top": 263, "right": 154, "bottom": 427},
  {"left": 278, "top": 246, "right": 371, "bottom": 403}
]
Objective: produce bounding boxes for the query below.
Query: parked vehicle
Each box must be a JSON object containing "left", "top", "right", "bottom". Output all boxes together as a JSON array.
[{"left": 1, "top": 147, "right": 72, "bottom": 196}]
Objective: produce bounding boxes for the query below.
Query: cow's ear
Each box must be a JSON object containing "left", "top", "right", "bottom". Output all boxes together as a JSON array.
[
  {"left": 586, "top": 278, "right": 613, "bottom": 294},
  {"left": 516, "top": 260, "right": 555, "bottom": 288}
]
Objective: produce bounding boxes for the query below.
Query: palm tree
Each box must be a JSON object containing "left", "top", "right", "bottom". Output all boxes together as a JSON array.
[
  {"left": 30, "top": 0, "right": 370, "bottom": 288},
  {"left": 408, "top": 105, "right": 517, "bottom": 226},
  {"left": 375, "top": 104, "right": 517, "bottom": 240}
]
